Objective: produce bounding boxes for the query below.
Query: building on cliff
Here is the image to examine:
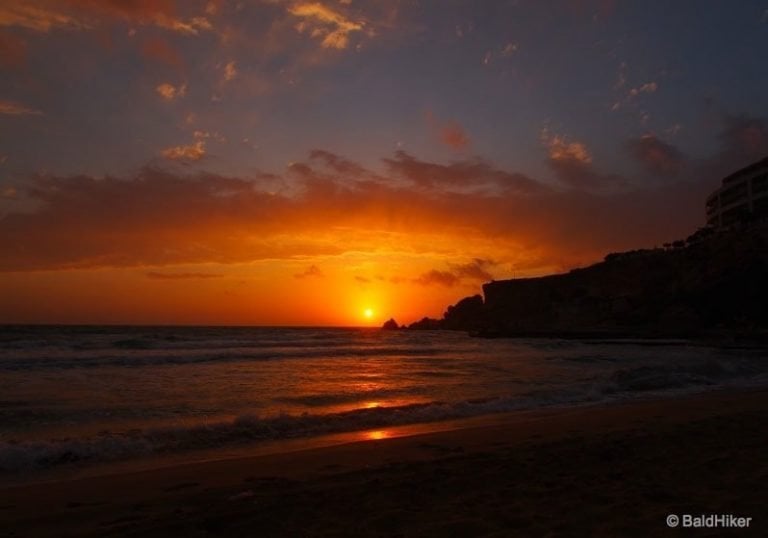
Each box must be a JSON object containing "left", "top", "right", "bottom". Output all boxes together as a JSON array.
[{"left": 706, "top": 156, "right": 768, "bottom": 228}]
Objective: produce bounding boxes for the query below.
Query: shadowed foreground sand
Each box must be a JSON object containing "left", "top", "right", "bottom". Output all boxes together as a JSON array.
[{"left": 1, "top": 389, "right": 766, "bottom": 537}]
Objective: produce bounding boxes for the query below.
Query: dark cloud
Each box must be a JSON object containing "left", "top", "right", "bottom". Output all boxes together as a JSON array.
[
  {"left": 412, "top": 259, "right": 497, "bottom": 287},
  {"left": 450, "top": 258, "right": 496, "bottom": 282},
  {"left": 0, "top": 145, "right": 731, "bottom": 273},
  {"left": 309, "top": 149, "right": 369, "bottom": 178},
  {"left": 414, "top": 270, "right": 459, "bottom": 287},
  {"left": 687, "top": 115, "right": 768, "bottom": 189},
  {"left": 383, "top": 150, "right": 543, "bottom": 193},
  {"left": 626, "top": 134, "right": 686, "bottom": 176},
  {"left": 717, "top": 115, "right": 768, "bottom": 159}
]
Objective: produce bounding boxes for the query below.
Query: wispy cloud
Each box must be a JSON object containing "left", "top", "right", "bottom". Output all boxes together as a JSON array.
[
  {"left": 540, "top": 127, "right": 625, "bottom": 189},
  {"left": 414, "top": 269, "right": 459, "bottom": 287},
  {"left": 288, "top": 2, "right": 365, "bottom": 50},
  {"left": 0, "top": 3, "right": 88, "bottom": 32},
  {"left": 0, "top": 136, "right": 738, "bottom": 273},
  {"left": 223, "top": 60, "right": 237, "bottom": 82},
  {"left": 0, "top": 1, "right": 212, "bottom": 35},
  {"left": 68, "top": 0, "right": 211, "bottom": 35},
  {"left": 0, "top": 99, "right": 42, "bottom": 115},
  {"left": 628, "top": 81, "right": 658, "bottom": 97},
  {"left": 611, "top": 73, "right": 659, "bottom": 112},
  {"left": 412, "top": 259, "right": 496, "bottom": 287},
  {"left": 384, "top": 150, "right": 542, "bottom": 193},
  {"left": 161, "top": 140, "right": 206, "bottom": 162},
  {"left": 541, "top": 128, "right": 591, "bottom": 165},
  {"left": 500, "top": 42, "right": 518, "bottom": 57},
  {"left": 155, "top": 82, "right": 186, "bottom": 101}
]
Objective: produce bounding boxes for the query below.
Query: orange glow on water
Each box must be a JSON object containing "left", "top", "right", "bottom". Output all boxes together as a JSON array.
[{"left": 365, "top": 430, "right": 391, "bottom": 441}]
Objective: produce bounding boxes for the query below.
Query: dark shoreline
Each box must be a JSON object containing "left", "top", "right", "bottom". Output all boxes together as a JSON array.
[
  {"left": 2, "top": 387, "right": 766, "bottom": 537},
  {"left": 465, "top": 328, "right": 768, "bottom": 346}
]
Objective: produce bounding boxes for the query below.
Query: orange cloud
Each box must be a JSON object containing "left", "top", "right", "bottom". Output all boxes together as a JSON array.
[
  {"left": 66, "top": 0, "right": 212, "bottom": 35},
  {"left": 0, "top": 2, "right": 88, "bottom": 32},
  {"left": 223, "top": 60, "right": 237, "bottom": 82},
  {"left": 0, "top": 1, "right": 211, "bottom": 36},
  {"left": 541, "top": 129, "right": 592, "bottom": 165},
  {"left": 155, "top": 82, "right": 186, "bottom": 100},
  {"left": 0, "top": 142, "right": 729, "bottom": 275},
  {"left": 0, "top": 99, "right": 42, "bottom": 115},
  {"left": 288, "top": 2, "right": 364, "bottom": 50},
  {"left": 161, "top": 140, "right": 206, "bottom": 161},
  {"left": 538, "top": 128, "right": 623, "bottom": 189}
]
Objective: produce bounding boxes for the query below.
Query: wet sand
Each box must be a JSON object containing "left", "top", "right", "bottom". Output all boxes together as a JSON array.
[{"left": 1, "top": 389, "right": 766, "bottom": 537}]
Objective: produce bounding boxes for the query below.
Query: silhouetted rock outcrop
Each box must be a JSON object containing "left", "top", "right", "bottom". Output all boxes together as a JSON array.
[
  {"left": 442, "top": 294, "right": 485, "bottom": 330},
  {"left": 407, "top": 317, "right": 442, "bottom": 330},
  {"left": 425, "top": 222, "right": 768, "bottom": 339},
  {"left": 381, "top": 318, "right": 400, "bottom": 330}
]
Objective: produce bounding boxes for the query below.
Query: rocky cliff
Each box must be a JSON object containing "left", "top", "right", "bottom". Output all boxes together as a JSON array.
[{"left": 434, "top": 222, "right": 768, "bottom": 338}]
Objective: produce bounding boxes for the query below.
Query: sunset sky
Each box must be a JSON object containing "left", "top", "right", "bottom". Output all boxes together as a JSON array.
[{"left": 2, "top": 0, "right": 768, "bottom": 326}]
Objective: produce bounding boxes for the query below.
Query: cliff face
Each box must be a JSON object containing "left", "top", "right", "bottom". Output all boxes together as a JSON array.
[{"left": 462, "top": 222, "right": 768, "bottom": 337}]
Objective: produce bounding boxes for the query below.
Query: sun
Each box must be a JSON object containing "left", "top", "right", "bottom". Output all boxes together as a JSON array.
[{"left": 363, "top": 308, "right": 374, "bottom": 320}]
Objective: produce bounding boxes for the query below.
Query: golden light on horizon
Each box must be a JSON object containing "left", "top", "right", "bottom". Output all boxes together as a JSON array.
[{"left": 365, "top": 430, "right": 391, "bottom": 441}]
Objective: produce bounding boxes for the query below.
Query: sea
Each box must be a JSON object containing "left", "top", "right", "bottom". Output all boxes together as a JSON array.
[{"left": 1, "top": 325, "right": 767, "bottom": 483}]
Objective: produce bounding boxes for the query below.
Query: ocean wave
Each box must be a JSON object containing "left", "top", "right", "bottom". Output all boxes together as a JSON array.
[
  {"left": 606, "top": 357, "right": 765, "bottom": 392},
  {"left": 3, "top": 367, "right": 767, "bottom": 474},
  {"left": 0, "top": 393, "right": 593, "bottom": 473},
  {"left": 0, "top": 345, "right": 452, "bottom": 371}
]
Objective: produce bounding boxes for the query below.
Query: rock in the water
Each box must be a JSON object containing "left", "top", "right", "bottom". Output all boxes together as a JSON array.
[{"left": 381, "top": 318, "right": 400, "bottom": 330}]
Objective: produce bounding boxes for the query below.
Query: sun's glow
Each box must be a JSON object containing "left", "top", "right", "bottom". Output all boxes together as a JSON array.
[{"left": 363, "top": 308, "right": 374, "bottom": 319}]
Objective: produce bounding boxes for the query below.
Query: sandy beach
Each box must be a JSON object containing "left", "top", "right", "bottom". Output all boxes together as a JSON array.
[{"left": 1, "top": 388, "right": 766, "bottom": 537}]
